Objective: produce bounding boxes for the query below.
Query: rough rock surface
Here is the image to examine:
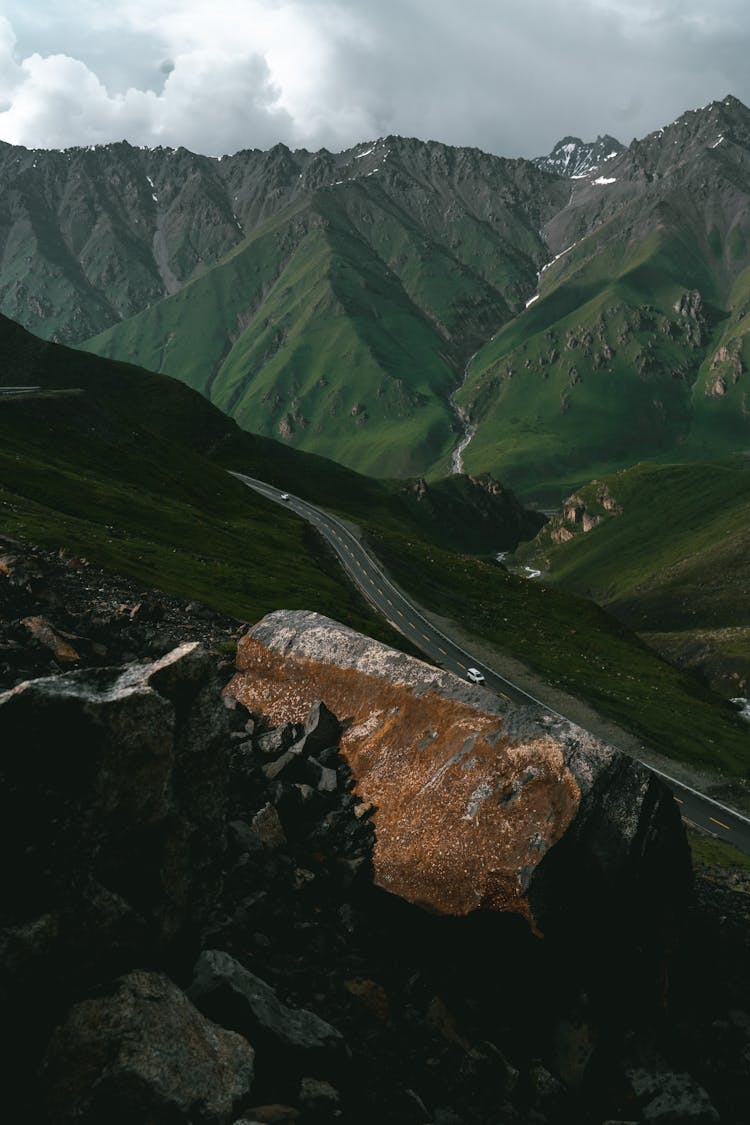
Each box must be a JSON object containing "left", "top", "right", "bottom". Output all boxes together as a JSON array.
[
  {"left": 43, "top": 969, "right": 255, "bottom": 1124},
  {"left": 189, "top": 949, "right": 344, "bottom": 1069},
  {"left": 230, "top": 610, "right": 688, "bottom": 931},
  {"left": 0, "top": 643, "right": 230, "bottom": 971},
  {"left": 1, "top": 540, "right": 748, "bottom": 1124},
  {"left": 0, "top": 531, "right": 244, "bottom": 693}
]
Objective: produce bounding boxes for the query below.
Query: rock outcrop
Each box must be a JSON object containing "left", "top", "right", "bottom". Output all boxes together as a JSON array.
[
  {"left": 0, "top": 644, "right": 231, "bottom": 1006},
  {"left": 42, "top": 970, "right": 256, "bottom": 1125},
  {"left": 188, "top": 950, "right": 345, "bottom": 1078},
  {"left": 230, "top": 610, "right": 689, "bottom": 935}
]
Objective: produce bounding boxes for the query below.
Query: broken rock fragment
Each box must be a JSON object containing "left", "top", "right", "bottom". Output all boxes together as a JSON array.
[{"left": 43, "top": 969, "right": 255, "bottom": 1124}]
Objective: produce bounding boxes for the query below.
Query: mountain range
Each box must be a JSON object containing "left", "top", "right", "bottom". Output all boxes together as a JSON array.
[{"left": 3, "top": 97, "right": 750, "bottom": 493}]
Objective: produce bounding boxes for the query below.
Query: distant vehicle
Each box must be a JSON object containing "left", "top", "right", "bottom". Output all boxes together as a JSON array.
[
  {"left": 466, "top": 667, "right": 485, "bottom": 684},
  {"left": 280, "top": 493, "right": 290, "bottom": 501}
]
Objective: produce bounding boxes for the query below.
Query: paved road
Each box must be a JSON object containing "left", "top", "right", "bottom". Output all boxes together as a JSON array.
[{"left": 232, "top": 472, "right": 750, "bottom": 856}]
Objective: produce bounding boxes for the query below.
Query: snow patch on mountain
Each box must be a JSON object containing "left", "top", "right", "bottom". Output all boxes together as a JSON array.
[{"left": 534, "top": 134, "right": 625, "bottom": 179}]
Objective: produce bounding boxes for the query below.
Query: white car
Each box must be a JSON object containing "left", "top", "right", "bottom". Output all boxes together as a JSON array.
[
  {"left": 466, "top": 667, "right": 485, "bottom": 685},
  {"left": 280, "top": 492, "right": 290, "bottom": 501}
]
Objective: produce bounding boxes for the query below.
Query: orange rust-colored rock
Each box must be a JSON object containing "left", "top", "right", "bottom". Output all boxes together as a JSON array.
[
  {"left": 21, "top": 616, "right": 81, "bottom": 664},
  {"left": 229, "top": 613, "right": 587, "bottom": 927}
]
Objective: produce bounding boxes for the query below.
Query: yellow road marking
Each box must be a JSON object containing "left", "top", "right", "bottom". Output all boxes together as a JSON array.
[
  {"left": 356, "top": 559, "right": 361, "bottom": 568},
  {"left": 438, "top": 647, "right": 447, "bottom": 655},
  {"left": 673, "top": 796, "right": 683, "bottom": 804},
  {"left": 386, "top": 598, "right": 393, "bottom": 606},
  {"left": 369, "top": 578, "right": 375, "bottom": 585},
  {"left": 498, "top": 692, "right": 510, "bottom": 702},
  {"left": 377, "top": 587, "right": 384, "bottom": 595},
  {"left": 457, "top": 661, "right": 466, "bottom": 669},
  {"left": 422, "top": 633, "right": 430, "bottom": 641},
  {"left": 709, "top": 816, "right": 731, "bottom": 831},
  {"left": 397, "top": 609, "right": 404, "bottom": 617}
]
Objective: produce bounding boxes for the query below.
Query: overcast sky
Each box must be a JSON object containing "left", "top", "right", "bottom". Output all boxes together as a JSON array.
[{"left": 1, "top": 1, "right": 748, "bottom": 158}]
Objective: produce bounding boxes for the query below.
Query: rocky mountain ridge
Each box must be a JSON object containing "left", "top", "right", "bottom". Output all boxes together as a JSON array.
[
  {"left": 533, "top": 134, "right": 625, "bottom": 179},
  {"left": 458, "top": 95, "right": 750, "bottom": 495},
  {"left": 0, "top": 134, "right": 563, "bottom": 345},
  {"left": 5, "top": 97, "right": 750, "bottom": 485}
]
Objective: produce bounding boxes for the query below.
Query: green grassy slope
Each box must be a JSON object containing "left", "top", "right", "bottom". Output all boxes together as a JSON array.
[
  {"left": 0, "top": 313, "right": 544, "bottom": 614},
  {"left": 0, "top": 315, "right": 405, "bottom": 642},
  {"left": 82, "top": 144, "right": 562, "bottom": 479},
  {"left": 514, "top": 457, "right": 750, "bottom": 697},
  {"left": 214, "top": 430, "right": 544, "bottom": 555},
  {"left": 374, "top": 529, "right": 750, "bottom": 785},
  {"left": 3, "top": 314, "right": 747, "bottom": 794},
  {"left": 459, "top": 218, "right": 748, "bottom": 500},
  {"left": 458, "top": 101, "right": 750, "bottom": 499},
  {"left": 84, "top": 196, "right": 461, "bottom": 478}
]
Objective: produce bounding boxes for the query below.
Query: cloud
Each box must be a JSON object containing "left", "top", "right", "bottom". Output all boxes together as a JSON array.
[
  {"left": 0, "top": 15, "right": 293, "bottom": 152},
  {"left": 0, "top": 2, "right": 750, "bottom": 157}
]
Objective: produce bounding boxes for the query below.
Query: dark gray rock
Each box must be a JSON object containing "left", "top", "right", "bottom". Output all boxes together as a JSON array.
[
  {"left": 627, "top": 1068, "right": 720, "bottom": 1123},
  {"left": 299, "top": 1075, "right": 341, "bottom": 1116},
  {"left": 228, "top": 819, "right": 264, "bottom": 857},
  {"left": 188, "top": 949, "right": 344, "bottom": 1065},
  {"left": 0, "top": 643, "right": 231, "bottom": 981},
  {"left": 250, "top": 804, "right": 287, "bottom": 849},
  {"left": 262, "top": 747, "right": 303, "bottom": 781},
  {"left": 255, "top": 723, "right": 301, "bottom": 757},
  {"left": 43, "top": 969, "right": 255, "bottom": 1124},
  {"left": 295, "top": 700, "right": 341, "bottom": 758}
]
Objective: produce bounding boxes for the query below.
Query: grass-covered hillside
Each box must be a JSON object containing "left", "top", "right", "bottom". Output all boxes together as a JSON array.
[
  {"left": 0, "top": 314, "right": 404, "bottom": 642},
  {"left": 459, "top": 97, "right": 750, "bottom": 499},
  {"left": 374, "top": 527, "right": 750, "bottom": 790},
  {"left": 0, "top": 314, "right": 540, "bottom": 631},
  {"left": 81, "top": 140, "right": 564, "bottom": 479},
  {"left": 2, "top": 314, "right": 747, "bottom": 797},
  {"left": 514, "top": 457, "right": 750, "bottom": 698},
  {"left": 9, "top": 101, "right": 750, "bottom": 490}
]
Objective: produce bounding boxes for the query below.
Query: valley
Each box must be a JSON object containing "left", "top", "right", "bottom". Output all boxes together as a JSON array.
[{"left": 3, "top": 83, "right": 750, "bottom": 1123}]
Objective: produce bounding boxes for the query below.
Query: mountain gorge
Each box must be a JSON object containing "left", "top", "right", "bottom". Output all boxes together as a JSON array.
[
  {"left": 0, "top": 136, "right": 565, "bottom": 477},
  {"left": 4, "top": 97, "right": 750, "bottom": 490}
]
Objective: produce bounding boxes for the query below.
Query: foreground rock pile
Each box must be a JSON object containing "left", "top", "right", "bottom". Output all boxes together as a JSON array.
[
  {"left": 0, "top": 531, "right": 242, "bottom": 690},
  {"left": 1, "top": 540, "right": 749, "bottom": 1123}
]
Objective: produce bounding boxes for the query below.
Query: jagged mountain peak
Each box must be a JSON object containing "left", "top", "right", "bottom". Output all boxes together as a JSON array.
[
  {"left": 616, "top": 94, "right": 750, "bottom": 182},
  {"left": 534, "top": 133, "right": 625, "bottom": 179}
]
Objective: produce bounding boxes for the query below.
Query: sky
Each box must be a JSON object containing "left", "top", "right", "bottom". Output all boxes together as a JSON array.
[{"left": 0, "top": 1, "right": 749, "bottom": 158}]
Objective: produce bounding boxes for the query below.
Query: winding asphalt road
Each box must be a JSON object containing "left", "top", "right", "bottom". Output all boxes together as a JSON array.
[{"left": 231, "top": 471, "right": 750, "bottom": 856}]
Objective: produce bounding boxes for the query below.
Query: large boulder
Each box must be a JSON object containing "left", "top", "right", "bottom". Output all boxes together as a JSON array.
[
  {"left": 43, "top": 969, "right": 255, "bottom": 1124},
  {"left": 0, "top": 644, "right": 231, "bottom": 986},
  {"left": 229, "top": 611, "right": 690, "bottom": 936}
]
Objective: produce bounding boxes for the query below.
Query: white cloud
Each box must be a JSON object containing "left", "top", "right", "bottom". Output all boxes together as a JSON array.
[
  {"left": 0, "top": 2, "right": 750, "bottom": 156},
  {"left": 0, "top": 13, "right": 292, "bottom": 152}
]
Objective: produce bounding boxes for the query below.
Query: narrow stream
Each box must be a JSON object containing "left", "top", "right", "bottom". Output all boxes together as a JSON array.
[{"left": 449, "top": 349, "right": 479, "bottom": 474}]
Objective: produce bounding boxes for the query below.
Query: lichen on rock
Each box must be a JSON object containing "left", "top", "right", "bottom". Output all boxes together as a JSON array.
[{"left": 229, "top": 610, "right": 688, "bottom": 933}]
